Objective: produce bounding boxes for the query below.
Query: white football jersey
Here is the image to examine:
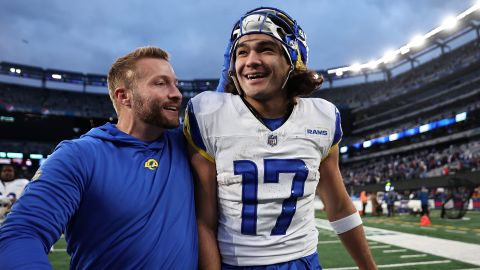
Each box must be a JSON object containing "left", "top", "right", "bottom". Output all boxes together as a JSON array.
[
  {"left": 185, "top": 91, "right": 342, "bottom": 266},
  {"left": 0, "top": 178, "right": 30, "bottom": 217}
]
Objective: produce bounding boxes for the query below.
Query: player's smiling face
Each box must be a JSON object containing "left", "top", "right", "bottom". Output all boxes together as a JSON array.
[
  {"left": 131, "top": 58, "right": 182, "bottom": 129},
  {"left": 234, "top": 34, "right": 291, "bottom": 102}
]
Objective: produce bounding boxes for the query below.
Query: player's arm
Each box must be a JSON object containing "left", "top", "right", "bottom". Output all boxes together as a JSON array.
[
  {"left": 188, "top": 144, "right": 221, "bottom": 270},
  {"left": 317, "top": 145, "right": 377, "bottom": 270}
]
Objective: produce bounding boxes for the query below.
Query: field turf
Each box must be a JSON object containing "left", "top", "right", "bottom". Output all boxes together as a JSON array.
[{"left": 48, "top": 210, "right": 480, "bottom": 269}]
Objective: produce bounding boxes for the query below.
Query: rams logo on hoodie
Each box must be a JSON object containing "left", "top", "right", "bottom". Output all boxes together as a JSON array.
[{"left": 144, "top": 159, "right": 158, "bottom": 170}]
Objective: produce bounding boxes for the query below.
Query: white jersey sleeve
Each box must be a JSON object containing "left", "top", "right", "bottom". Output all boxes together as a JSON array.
[
  {"left": 184, "top": 92, "right": 342, "bottom": 266},
  {"left": 0, "top": 178, "right": 29, "bottom": 200},
  {"left": 0, "top": 178, "right": 30, "bottom": 217}
]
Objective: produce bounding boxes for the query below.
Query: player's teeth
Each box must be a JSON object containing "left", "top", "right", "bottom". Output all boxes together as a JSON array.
[{"left": 247, "top": 74, "right": 263, "bottom": 80}]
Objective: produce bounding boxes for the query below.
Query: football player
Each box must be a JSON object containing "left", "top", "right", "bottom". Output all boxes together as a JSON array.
[
  {"left": 0, "top": 165, "right": 29, "bottom": 218},
  {"left": 185, "top": 7, "right": 377, "bottom": 270}
]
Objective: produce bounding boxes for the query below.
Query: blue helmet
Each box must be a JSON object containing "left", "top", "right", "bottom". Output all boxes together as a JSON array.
[{"left": 229, "top": 7, "right": 309, "bottom": 72}]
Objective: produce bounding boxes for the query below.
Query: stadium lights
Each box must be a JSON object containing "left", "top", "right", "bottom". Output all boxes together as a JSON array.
[
  {"left": 457, "top": 1, "right": 480, "bottom": 20},
  {"left": 389, "top": 133, "right": 399, "bottom": 142},
  {"left": 340, "top": 146, "right": 348, "bottom": 153},
  {"left": 51, "top": 74, "right": 62, "bottom": 80},
  {"left": 9, "top": 68, "right": 21, "bottom": 74},
  {"left": 367, "top": 60, "right": 378, "bottom": 69},
  {"left": 346, "top": 113, "right": 468, "bottom": 153},
  {"left": 441, "top": 16, "right": 458, "bottom": 30},
  {"left": 409, "top": 35, "right": 425, "bottom": 48},
  {"left": 350, "top": 63, "right": 361, "bottom": 72},
  {"left": 29, "top": 154, "right": 43, "bottom": 160},
  {"left": 382, "top": 50, "right": 397, "bottom": 63},
  {"left": 325, "top": 3, "right": 480, "bottom": 77},
  {"left": 419, "top": 124, "right": 430, "bottom": 133},
  {"left": 400, "top": 46, "right": 410, "bottom": 55},
  {"left": 363, "top": 140, "right": 372, "bottom": 148},
  {"left": 6, "top": 152, "right": 23, "bottom": 159},
  {"left": 455, "top": 112, "right": 467, "bottom": 122}
]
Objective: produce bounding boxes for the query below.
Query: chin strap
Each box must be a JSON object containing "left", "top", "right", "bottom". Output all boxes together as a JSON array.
[
  {"left": 229, "top": 71, "right": 245, "bottom": 97},
  {"left": 281, "top": 66, "right": 294, "bottom": 90}
]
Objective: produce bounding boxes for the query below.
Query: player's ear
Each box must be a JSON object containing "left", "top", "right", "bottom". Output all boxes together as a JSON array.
[{"left": 115, "top": 88, "right": 132, "bottom": 108}]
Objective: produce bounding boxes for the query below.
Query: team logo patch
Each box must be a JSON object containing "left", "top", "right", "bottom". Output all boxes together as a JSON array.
[
  {"left": 305, "top": 128, "right": 329, "bottom": 136},
  {"left": 144, "top": 159, "right": 158, "bottom": 170},
  {"left": 267, "top": 134, "right": 278, "bottom": 147}
]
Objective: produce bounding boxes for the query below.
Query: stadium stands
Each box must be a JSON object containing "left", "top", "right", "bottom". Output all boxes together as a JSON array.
[{"left": 1, "top": 7, "right": 479, "bottom": 198}]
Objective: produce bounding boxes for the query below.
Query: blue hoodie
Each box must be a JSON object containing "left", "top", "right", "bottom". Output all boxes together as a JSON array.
[{"left": 0, "top": 123, "right": 198, "bottom": 269}]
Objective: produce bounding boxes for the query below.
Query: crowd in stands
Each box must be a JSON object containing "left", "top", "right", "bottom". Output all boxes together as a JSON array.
[
  {"left": 342, "top": 140, "right": 480, "bottom": 187},
  {"left": 352, "top": 70, "right": 480, "bottom": 134},
  {"left": 0, "top": 82, "right": 216, "bottom": 120},
  {"left": 0, "top": 83, "right": 116, "bottom": 119}
]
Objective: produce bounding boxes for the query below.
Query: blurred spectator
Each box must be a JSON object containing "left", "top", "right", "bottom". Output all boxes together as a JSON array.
[
  {"left": 384, "top": 184, "right": 397, "bottom": 217},
  {"left": 370, "top": 192, "right": 382, "bottom": 217},
  {"left": 0, "top": 165, "right": 29, "bottom": 218},
  {"left": 360, "top": 190, "right": 368, "bottom": 217},
  {"left": 418, "top": 186, "right": 430, "bottom": 217}
]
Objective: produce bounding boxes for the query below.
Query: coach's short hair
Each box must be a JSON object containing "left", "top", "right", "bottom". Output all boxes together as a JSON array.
[{"left": 107, "top": 46, "right": 169, "bottom": 112}]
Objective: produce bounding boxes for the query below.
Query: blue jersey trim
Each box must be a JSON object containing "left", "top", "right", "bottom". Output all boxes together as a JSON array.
[
  {"left": 333, "top": 108, "right": 342, "bottom": 146},
  {"left": 186, "top": 100, "right": 207, "bottom": 152},
  {"left": 261, "top": 116, "right": 286, "bottom": 131}
]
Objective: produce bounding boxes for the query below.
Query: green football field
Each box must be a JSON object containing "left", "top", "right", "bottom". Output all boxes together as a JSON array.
[{"left": 48, "top": 210, "right": 480, "bottom": 269}]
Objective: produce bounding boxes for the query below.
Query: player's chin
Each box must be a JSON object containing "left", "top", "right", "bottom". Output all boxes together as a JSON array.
[{"left": 242, "top": 85, "right": 266, "bottom": 97}]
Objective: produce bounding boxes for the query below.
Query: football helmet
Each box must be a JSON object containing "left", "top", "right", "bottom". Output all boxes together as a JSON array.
[{"left": 229, "top": 7, "right": 309, "bottom": 72}]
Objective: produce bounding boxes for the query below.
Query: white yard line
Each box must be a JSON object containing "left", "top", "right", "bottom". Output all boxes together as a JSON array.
[
  {"left": 400, "top": 254, "right": 427, "bottom": 258},
  {"left": 316, "top": 218, "right": 480, "bottom": 266},
  {"left": 323, "top": 260, "right": 451, "bottom": 270},
  {"left": 369, "top": 245, "right": 391, "bottom": 249},
  {"left": 446, "top": 229, "right": 467, "bottom": 234},
  {"left": 383, "top": 249, "right": 407, "bottom": 253}
]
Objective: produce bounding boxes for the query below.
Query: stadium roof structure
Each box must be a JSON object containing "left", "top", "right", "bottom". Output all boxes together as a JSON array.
[
  {"left": 0, "top": 62, "right": 44, "bottom": 80},
  {"left": 1, "top": 3, "right": 479, "bottom": 90},
  {"left": 321, "top": 3, "right": 480, "bottom": 83},
  {"left": 0, "top": 61, "right": 109, "bottom": 88}
]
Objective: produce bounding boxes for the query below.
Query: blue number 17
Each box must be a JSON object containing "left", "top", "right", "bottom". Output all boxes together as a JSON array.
[{"left": 233, "top": 159, "right": 308, "bottom": 236}]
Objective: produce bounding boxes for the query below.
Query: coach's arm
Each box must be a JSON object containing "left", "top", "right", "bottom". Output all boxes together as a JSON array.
[{"left": 317, "top": 145, "right": 377, "bottom": 270}]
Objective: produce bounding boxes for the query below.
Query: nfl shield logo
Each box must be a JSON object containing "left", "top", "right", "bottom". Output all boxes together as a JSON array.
[{"left": 267, "top": 134, "right": 277, "bottom": 147}]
